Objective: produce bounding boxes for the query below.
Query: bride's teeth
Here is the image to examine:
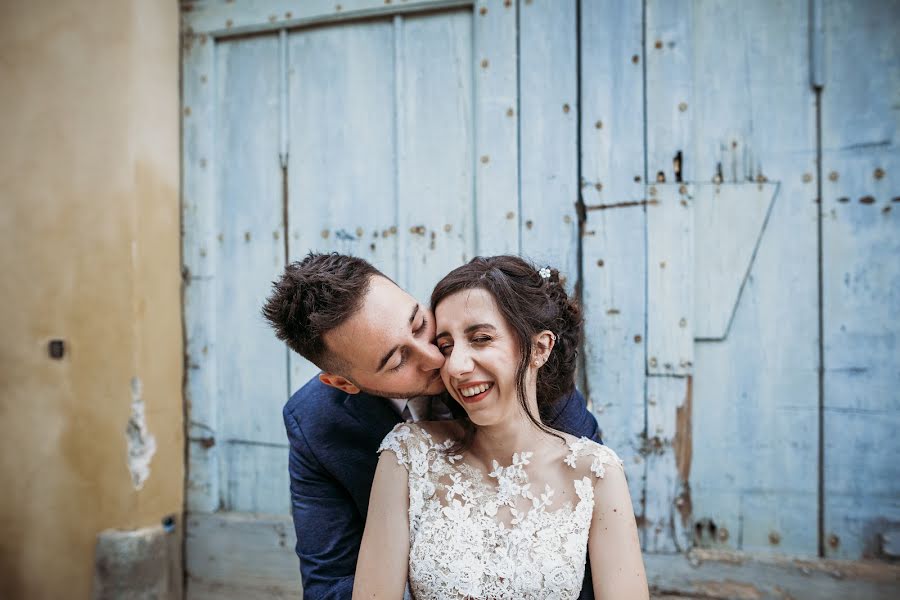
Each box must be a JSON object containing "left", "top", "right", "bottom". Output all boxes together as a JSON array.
[{"left": 461, "top": 383, "right": 491, "bottom": 397}]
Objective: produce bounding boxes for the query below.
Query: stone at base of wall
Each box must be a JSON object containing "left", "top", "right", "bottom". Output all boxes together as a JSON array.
[{"left": 93, "top": 521, "right": 182, "bottom": 600}]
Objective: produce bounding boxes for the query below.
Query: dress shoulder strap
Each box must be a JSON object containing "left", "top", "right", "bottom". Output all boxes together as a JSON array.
[{"left": 563, "top": 437, "right": 625, "bottom": 479}]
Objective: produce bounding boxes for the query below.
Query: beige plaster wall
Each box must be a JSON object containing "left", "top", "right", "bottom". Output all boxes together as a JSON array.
[{"left": 0, "top": 1, "right": 183, "bottom": 598}]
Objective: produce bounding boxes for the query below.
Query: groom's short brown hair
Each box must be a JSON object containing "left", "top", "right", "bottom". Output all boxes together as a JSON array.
[{"left": 262, "top": 252, "right": 383, "bottom": 375}]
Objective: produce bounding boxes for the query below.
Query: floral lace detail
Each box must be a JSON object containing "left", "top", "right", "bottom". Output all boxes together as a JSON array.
[{"left": 377, "top": 423, "right": 625, "bottom": 599}]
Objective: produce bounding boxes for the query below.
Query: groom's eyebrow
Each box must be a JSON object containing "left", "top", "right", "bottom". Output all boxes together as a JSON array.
[{"left": 375, "top": 304, "right": 419, "bottom": 372}]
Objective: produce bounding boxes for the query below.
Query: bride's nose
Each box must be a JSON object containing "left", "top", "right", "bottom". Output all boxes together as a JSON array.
[{"left": 444, "top": 344, "right": 474, "bottom": 379}]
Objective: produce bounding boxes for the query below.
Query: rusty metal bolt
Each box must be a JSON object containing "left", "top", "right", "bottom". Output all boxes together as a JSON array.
[
  {"left": 595, "top": 120, "right": 603, "bottom": 129},
  {"left": 802, "top": 173, "right": 812, "bottom": 183},
  {"left": 525, "top": 220, "right": 533, "bottom": 229},
  {"left": 828, "top": 171, "right": 839, "bottom": 182},
  {"left": 272, "top": 231, "right": 280, "bottom": 240},
  {"left": 634, "top": 175, "right": 642, "bottom": 182},
  {"left": 649, "top": 357, "right": 658, "bottom": 368},
  {"left": 678, "top": 102, "right": 688, "bottom": 112},
  {"left": 355, "top": 227, "right": 363, "bottom": 237},
  {"left": 506, "top": 107, "right": 514, "bottom": 117},
  {"left": 321, "top": 229, "right": 329, "bottom": 239},
  {"left": 634, "top": 334, "right": 642, "bottom": 343},
  {"left": 389, "top": 225, "right": 397, "bottom": 234},
  {"left": 659, "top": 261, "right": 666, "bottom": 269},
  {"left": 828, "top": 534, "right": 840, "bottom": 548},
  {"left": 860, "top": 196, "right": 875, "bottom": 204},
  {"left": 654, "top": 40, "right": 663, "bottom": 49},
  {"left": 443, "top": 224, "right": 452, "bottom": 232},
  {"left": 769, "top": 531, "right": 781, "bottom": 545},
  {"left": 679, "top": 185, "right": 687, "bottom": 195},
  {"left": 335, "top": 4, "right": 342, "bottom": 11},
  {"left": 504, "top": 0, "right": 512, "bottom": 6},
  {"left": 718, "top": 527, "right": 729, "bottom": 542},
  {"left": 479, "top": 6, "right": 487, "bottom": 15},
  {"left": 632, "top": 54, "right": 640, "bottom": 64},
  {"left": 285, "top": 11, "right": 292, "bottom": 18},
  {"left": 563, "top": 103, "right": 571, "bottom": 113},
  {"left": 244, "top": 231, "right": 251, "bottom": 242},
  {"left": 679, "top": 318, "right": 687, "bottom": 328},
  {"left": 480, "top": 155, "right": 490, "bottom": 164},
  {"left": 595, "top": 182, "right": 603, "bottom": 191},
  {"left": 563, "top": 215, "right": 572, "bottom": 224},
  {"left": 597, "top": 259, "right": 604, "bottom": 267},
  {"left": 874, "top": 167, "right": 885, "bottom": 180},
  {"left": 481, "top": 58, "right": 489, "bottom": 69},
  {"left": 506, "top": 211, "right": 515, "bottom": 220}
]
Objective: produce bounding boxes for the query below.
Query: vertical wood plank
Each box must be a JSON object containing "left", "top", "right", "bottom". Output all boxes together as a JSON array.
[
  {"left": 578, "top": 0, "right": 647, "bottom": 539},
  {"left": 664, "top": 0, "right": 820, "bottom": 556},
  {"left": 518, "top": 0, "right": 579, "bottom": 281},
  {"left": 395, "top": 9, "right": 474, "bottom": 302},
  {"left": 646, "top": 0, "right": 694, "bottom": 184},
  {"left": 644, "top": 182, "right": 693, "bottom": 553},
  {"left": 214, "top": 34, "right": 287, "bottom": 511},
  {"left": 821, "top": 0, "right": 900, "bottom": 560},
  {"left": 286, "top": 19, "right": 398, "bottom": 390},
  {"left": 646, "top": 184, "right": 694, "bottom": 377},
  {"left": 473, "top": 0, "right": 519, "bottom": 257},
  {"left": 183, "top": 32, "right": 220, "bottom": 513}
]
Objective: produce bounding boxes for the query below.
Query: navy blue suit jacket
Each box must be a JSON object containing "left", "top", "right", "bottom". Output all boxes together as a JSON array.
[{"left": 283, "top": 376, "right": 602, "bottom": 599}]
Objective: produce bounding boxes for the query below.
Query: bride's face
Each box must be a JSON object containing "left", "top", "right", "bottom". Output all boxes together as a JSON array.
[{"left": 434, "top": 288, "right": 524, "bottom": 426}]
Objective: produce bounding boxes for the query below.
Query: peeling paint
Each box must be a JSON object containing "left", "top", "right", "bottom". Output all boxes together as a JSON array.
[
  {"left": 126, "top": 376, "right": 157, "bottom": 490},
  {"left": 674, "top": 376, "right": 693, "bottom": 526}
]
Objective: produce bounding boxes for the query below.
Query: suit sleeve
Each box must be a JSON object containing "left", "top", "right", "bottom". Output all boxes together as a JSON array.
[
  {"left": 548, "top": 387, "right": 603, "bottom": 445},
  {"left": 284, "top": 407, "right": 360, "bottom": 599}
]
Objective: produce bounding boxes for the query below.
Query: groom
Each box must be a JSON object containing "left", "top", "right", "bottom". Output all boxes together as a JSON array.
[{"left": 263, "top": 252, "right": 601, "bottom": 599}]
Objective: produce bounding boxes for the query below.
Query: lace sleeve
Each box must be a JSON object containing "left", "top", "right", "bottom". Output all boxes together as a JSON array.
[
  {"left": 564, "top": 438, "right": 625, "bottom": 479},
  {"left": 377, "top": 422, "right": 417, "bottom": 470}
]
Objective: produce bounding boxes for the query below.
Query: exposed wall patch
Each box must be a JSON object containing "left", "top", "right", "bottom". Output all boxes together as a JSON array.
[{"left": 126, "top": 376, "right": 156, "bottom": 490}]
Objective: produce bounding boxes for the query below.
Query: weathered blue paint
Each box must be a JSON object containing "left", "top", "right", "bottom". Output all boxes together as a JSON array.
[
  {"left": 821, "top": 0, "right": 900, "bottom": 560},
  {"left": 578, "top": 0, "right": 648, "bottom": 545}
]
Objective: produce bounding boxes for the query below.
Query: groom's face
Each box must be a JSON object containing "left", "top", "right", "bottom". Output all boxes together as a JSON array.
[{"left": 322, "top": 276, "right": 447, "bottom": 399}]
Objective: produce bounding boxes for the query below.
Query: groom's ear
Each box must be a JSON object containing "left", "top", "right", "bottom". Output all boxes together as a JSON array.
[{"left": 318, "top": 372, "right": 361, "bottom": 395}]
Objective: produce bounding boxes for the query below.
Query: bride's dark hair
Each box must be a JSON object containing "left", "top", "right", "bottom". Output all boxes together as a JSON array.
[{"left": 430, "top": 255, "right": 583, "bottom": 452}]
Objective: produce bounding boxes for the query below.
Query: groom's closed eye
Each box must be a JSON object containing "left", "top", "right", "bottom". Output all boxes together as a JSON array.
[
  {"left": 388, "top": 317, "right": 429, "bottom": 372},
  {"left": 378, "top": 305, "right": 429, "bottom": 373}
]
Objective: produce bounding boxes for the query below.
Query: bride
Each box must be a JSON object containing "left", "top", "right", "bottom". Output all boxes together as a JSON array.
[{"left": 352, "top": 255, "right": 648, "bottom": 599}]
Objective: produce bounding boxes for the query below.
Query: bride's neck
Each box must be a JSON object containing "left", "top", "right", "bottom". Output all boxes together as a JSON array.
[{"left": 469, "top": 400, "right": 552, "bottom": 463}]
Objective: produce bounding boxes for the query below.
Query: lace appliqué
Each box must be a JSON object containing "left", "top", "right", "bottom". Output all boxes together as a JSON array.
[{"left": 377, "top": 423, "right": 625, "bottom": 599}]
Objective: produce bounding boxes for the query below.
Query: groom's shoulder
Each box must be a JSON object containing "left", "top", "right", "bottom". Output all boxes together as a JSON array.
[{"left": 284, "top": 375, "right": 350, "bottom": 425}]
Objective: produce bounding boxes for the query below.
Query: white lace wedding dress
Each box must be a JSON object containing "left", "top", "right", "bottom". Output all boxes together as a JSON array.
[{"left": 377, "top": 422, "right": 624, "bottom": 599}]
